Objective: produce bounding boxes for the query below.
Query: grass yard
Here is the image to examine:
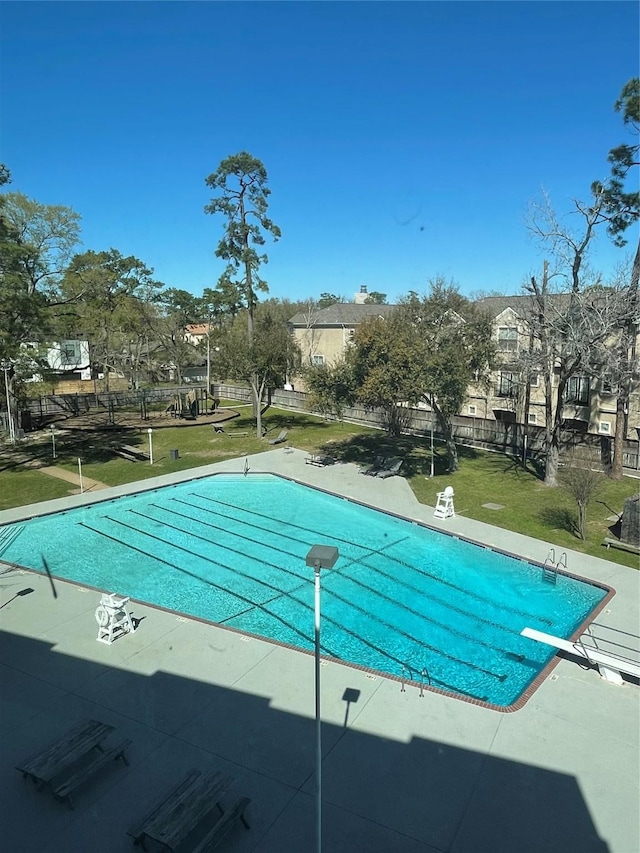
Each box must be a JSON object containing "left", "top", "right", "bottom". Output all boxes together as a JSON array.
[{"left": 0, "top": 403, "right": 638, "bottom": 568}]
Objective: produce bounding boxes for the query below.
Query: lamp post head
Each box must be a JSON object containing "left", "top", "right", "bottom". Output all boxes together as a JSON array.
[
  {"left": 305, "top": 545, "right": 339, "bottom": 572},
  {"left": 147, "top": 428, "right": 153, "bottom": 435}
]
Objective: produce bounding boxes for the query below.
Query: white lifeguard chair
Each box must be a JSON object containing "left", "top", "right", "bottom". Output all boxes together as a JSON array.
[
  {"left": 434, "top": 486, "right": 455, "bottom": 519},
  {"left": 95, "top": 593, "right": 135, "bottom": 645}
]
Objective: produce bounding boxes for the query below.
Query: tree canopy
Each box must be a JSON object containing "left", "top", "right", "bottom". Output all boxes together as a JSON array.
[
  {"left": 592, "top": 77, "right": 639, "bottom": 249},
  {"left": 305, "top": 280, "right": 495, "bottom": 471},
  {"left": 204, "top": 152, "right": 280, "bottom": 341}
]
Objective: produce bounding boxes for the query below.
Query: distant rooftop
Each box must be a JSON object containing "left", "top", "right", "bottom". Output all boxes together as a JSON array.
[{"left": 288, "top": 302, "right": 397, "bottom": 327}]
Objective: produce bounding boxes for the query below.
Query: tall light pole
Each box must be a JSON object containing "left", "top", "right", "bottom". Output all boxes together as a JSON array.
[
  {"left": 206, "top": 329, "right": 211, "bottom": 406},
  {"left": 305, "top": 544, "right": 339, "bottom": 853},
  {"left": 1, "top": 360, "right": 15, "bottom": 444},
  {"left": 430, "top": 418, "right": 435, "bottom": 478},
  {"left": 147, "top": 428, "right": 154, "bottom": 465},
  {"left": 429, "top": 394, "right": 435, "bottom": 478}
]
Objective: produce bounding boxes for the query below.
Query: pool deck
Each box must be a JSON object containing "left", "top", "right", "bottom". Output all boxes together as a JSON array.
[{"left": 1, "top": 448, "right": 638, "bottom": 853}]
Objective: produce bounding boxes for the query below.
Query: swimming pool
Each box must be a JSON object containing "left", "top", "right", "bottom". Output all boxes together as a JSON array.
[{"left": 0, "top": 473, "right": 610, "bottom": 708}]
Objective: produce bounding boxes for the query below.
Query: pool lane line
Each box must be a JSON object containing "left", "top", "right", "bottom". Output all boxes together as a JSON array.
[
  {"left": 137, "top": 504, "right": 516, "bottom": 671},
  {"left": 129, "top": 506, "right": 315, "bottom": 600},
  {"left": 95, "top": 508, "right": 506, "bottom": 688},
  {"left": 323, "top": 579, "right": 509, "bottom": 682},
  {"left": 133, "top": 506, "right": 508, "bottom": 682},
  {"left": 339, "top": 560, "right": 527, "bottom": 662},
  {"left": 185, "top": 492, "right": 554, "bottom": 628},
  {"left": 355, "top": 553, "right": 540, "bottom": 642},
  {"left": 80, "top": 513, "right": 455, "bottom": 686},
  {"left": 77, "top": 518, "right": 340, "bottom": 659},
  {"left": 152, "top": 501, "right": 559, "bottom": 674},
  {"left": 152, "top": 500, "right": 319, "bottom": 574}
]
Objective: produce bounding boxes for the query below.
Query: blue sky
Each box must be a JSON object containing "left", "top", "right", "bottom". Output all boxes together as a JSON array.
[{"left": 2, "top": 1, "right": 638, "bottom": 303}]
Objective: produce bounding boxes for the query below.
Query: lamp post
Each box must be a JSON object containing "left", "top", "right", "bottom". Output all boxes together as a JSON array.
[
  {"left": 0, "top": 359, "right": 15, "bottom": 444},
  {"left": 50, "top": 425, "right": 57, "bottom": 459},
  {"left": 206, "top": 325, "right": 211, "bottom": 402},
  {"left": 430, "top": 415, "right": 435, "bottom": 478},
  {"left": 305, "top": 544, "right": 339, "bottom": 853},
  {"left": 147, "top": 428, "right": 154, "bottom": 465}
]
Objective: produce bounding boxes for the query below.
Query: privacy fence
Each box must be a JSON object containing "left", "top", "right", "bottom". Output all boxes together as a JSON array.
[{"left": 16, "top": 383, "right": 640, "bottom": 473}]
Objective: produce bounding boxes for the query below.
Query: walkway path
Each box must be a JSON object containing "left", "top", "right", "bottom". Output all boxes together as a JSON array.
[{"left": 37, "top": 465, "right": 109, "bottom": 492}]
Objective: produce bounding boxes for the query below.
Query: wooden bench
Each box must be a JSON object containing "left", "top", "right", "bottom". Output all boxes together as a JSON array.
[
  {"left": 189, "top": 797, "right": 251, "bottom": 852},
  {"left": 603, "top": 536, "right": 640, "bottom": 556},
  {"left": 115, "top": 444, "right": 149, "bottom": 462},
  {"left": 129, "top": 769, "right": 201, "bottom": 846},
  {"left": 16, "top": 719, "right": 115, "bottom": 789},
  {"left": 51, "top": 738, "right": 131, "bottom": 808},
  {"left": 129, "top": 769, "right": 232, "bottom": 851}
]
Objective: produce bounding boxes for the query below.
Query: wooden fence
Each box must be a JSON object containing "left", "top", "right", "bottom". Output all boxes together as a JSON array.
[{"left": 19, "top": 383, "right": 640, "bottom": 472}]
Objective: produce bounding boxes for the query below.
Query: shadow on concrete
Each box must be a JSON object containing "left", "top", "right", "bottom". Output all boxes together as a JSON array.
[{"left": 0, "top": 626, "right": 609, "bottom": 853}]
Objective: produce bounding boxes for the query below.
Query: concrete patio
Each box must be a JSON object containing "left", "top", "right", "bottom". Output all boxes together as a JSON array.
[{"left": 1, "top": 449, "right": 638, "bottom": 852}]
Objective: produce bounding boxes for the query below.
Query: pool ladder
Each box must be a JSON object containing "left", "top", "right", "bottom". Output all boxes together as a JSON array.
[
  {"left": 542, "top": 548, "right": 566, "bottom": 584},
  {"left": 400, "top": 664, "right": 431, "bottom": 697}
]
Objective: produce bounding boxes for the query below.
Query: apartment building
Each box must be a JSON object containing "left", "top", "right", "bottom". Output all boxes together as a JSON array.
[{"left": 289, "top": 292, "right": 640, "bottom": 441}]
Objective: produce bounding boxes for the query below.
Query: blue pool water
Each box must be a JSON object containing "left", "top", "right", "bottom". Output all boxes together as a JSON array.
[{"left": 1, "top": 474, "right": 608, "bottom": 707}]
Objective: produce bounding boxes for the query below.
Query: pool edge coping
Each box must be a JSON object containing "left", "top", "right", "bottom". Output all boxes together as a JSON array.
[{"left": 0, "top": 466, "right": 620, "bottom": 714}]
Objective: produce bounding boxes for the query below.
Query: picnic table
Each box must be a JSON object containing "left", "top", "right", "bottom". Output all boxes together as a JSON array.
[
  {"left": 129, "top": 768, "right": 250, "bottom": 852},
  {"left": 15, "top": 718, "right": 130, "bottom": 808}
]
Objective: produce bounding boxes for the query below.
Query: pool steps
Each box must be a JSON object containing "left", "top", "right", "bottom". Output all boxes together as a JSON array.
[{"left": 0, "top": 524, "right": 24, "bottom": 558}]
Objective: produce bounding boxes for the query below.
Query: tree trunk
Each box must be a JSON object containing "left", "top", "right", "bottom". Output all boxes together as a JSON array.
[
  {"left": 578, "top": 501, "right": 587, "bottom": 540},
  {"left": 544, "top": 439, "right": 560, "bottom": 486},
  {"left": 611, "top": 393, "right": 626, "bottom": 480},
  {"left": 446, "top": 431, "right": 459, "bottom": 472},
  {"left": 250, "top": 376, "right": 266, "bottom": 438}
]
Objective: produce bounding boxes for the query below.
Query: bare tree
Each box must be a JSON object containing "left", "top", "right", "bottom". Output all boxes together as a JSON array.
[
  {"left": 524, "top": 189, "right": 633, "bottom": 485},
  {"left": 559, "top": 456, "right": 604, "bottom": 540}
]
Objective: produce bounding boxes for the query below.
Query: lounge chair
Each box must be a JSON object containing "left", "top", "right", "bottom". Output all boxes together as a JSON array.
[
  {"left": 376, "top": 459, "right": 403, "bottom": 479},
  {"left": 360, "top": 456, "right": 387, "bottom": 476},
  {"left": 268, "top": 429, "right": 288, "bottom": 445},
  {"left": 305, "top": 454, "right": 336, "bottom": 467}
]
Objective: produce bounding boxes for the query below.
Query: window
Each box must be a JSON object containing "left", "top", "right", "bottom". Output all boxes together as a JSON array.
[
  {"left": 497, "top": 327, "right": 518, "bottom": 353},
  {"left": 564, "top": 375, "right": 590, "bottom": 405},
  {"left": 529, "top": 373, "right": 539, "bottom": 387},
  {"left": 468, "top": 405, "right": 477, "bottom": 416},
  {"left": 528, "top": 413, "right": 537, "bottom": 424},
  {"left": 498, "top": 372, "right": 518, "bottom": 398},
  {"left": 599, "top": 421, "right": 611, "bottom": 435},
  {"left": 311, "top": 354, "right": 325, "bottom": 366},
  {"left": 61, "top": 340, "right": 81, "bottom": 365}
]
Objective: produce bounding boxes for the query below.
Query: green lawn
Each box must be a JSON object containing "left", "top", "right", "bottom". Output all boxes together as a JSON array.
[{"left": 1, "top": 404, "right": 638, "bottom": 569}]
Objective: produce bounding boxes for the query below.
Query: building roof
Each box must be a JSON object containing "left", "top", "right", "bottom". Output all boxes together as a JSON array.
[
  {"left": 288, "top": 302, "right": 397, "bottom": 327},
  {"left": 475, "top": 293, "right": 573, "bottom": 320},
  {"left": 185, "top": 323, "right": 211, "bottom": 336}
]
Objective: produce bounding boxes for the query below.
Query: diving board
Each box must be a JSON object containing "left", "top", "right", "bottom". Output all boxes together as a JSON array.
[{"left": 521, "top": 627, "right": 640, "bottom": 686}]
